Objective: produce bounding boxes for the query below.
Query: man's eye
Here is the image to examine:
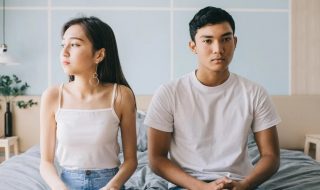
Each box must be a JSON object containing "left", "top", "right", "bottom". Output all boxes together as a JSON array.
[
  {"left": 222, "top": 37, "right": 231, "bottom": 42},
  {"left": 203, "top": 39, "right": 212, "bottom": 44}
]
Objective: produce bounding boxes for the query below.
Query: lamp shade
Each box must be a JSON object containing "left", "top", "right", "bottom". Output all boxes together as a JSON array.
[{"left": 0, "top": 44, "right": 20, "bottom": 65}]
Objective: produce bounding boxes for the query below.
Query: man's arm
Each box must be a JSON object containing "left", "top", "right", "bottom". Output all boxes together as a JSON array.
[
  {"left": 235, "top": 126, "right": 280, "bottom": 189},
  {"left": 148, "top": 127, "right": 229, "bottom": 190}
]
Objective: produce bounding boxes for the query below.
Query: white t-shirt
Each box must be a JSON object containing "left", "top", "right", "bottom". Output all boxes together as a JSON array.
[{"left": 144, "top": 71, "right": 281, "bottom": 182}]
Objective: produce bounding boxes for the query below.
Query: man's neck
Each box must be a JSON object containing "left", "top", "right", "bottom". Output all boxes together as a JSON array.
[{"left": 195, "top": 69, "right": 230, "bottom": 87}]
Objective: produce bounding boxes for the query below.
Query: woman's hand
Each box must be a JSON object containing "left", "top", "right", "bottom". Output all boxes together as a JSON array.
[
  {"left": 100, "top": 188, "right": 117, "bottom": 190},
  {"left": 52, "top": 183, "right": 68, "bottom": 190},
  {"left": 99, "top": 183, "right": 120, "bottom": 190}
]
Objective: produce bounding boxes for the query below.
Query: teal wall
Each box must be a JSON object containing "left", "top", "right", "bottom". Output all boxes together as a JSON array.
[{"left": 0, "top": 0, "right": 289, "bottom": 95}]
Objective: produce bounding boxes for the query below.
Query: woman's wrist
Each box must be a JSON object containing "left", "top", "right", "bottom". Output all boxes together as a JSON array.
[
  {"left": 52, "top": 182, "right": 67, "bottom": 190},
  {"left": 103, "top": 181, "right": 122, "bottom": 190}
]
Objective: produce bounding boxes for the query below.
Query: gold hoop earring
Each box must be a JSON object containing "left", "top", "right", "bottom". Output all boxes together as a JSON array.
[{"left": 89, "top": 71, "right": 99, "bottom": 86}]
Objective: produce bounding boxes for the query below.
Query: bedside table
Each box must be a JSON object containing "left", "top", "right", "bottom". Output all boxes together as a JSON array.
[
  {"left": 0, "top": 136, "right": 19, "bottom": 161},
  {"left": 304, "top": 134, "right": 320, "bottom": 161}
]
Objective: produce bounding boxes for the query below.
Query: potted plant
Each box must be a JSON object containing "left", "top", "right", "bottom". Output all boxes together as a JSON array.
[{"left": 0, "top": 74, "right": 37, "bottom": 137}]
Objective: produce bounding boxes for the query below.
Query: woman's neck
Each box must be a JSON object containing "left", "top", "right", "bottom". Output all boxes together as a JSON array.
[{"left": 71, "top": 77, "right": 101, "bottom": 97}]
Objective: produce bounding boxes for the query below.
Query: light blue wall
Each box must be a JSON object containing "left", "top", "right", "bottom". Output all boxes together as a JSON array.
[
  {"left": 0, "top": 8, "right": 48, "bottom": 95},
  {"left": 0, "top": 0, "right": 289, "bottom": 95}
]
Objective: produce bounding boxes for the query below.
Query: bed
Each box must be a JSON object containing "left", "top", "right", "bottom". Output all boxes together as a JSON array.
[
  {"left": 2, "top": 94, "right": 320, "bottom": 189},
  {"left": 1, "top": 111, "right": 320, "bottom": 190}
]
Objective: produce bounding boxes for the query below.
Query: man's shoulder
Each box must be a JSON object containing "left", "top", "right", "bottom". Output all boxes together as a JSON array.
[
  {"left": 232, "top": 73, "right": 264, "bottom": 89},
  {"left": 153, "top": 72, "right": 193, "bottom": 100},
  {"left": 163, "top": 72, "right": 193, "bottom": 89},
  {"left": 232, "top": 73, "right": 269, "bottom": 98}
]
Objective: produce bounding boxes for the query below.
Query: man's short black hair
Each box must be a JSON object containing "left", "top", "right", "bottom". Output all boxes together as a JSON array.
[{"left": 189, "top": 6, "right": 235, "bottom": 41}]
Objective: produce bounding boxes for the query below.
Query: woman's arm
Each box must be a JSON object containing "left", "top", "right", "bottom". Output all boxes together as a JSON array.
[
  {"left": 103, "top": 85, "right": 138, "bottom": 190},
  {"left": 39, "top": 87, "right": 67, "bottom": 190}
]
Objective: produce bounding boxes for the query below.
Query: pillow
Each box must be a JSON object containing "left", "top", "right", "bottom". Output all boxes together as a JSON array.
[
  {"left": 136, "top": 110, "right": 148, "bottom": 152},
  {"left": 247, "top": 131, "right": 257, "bottom": 149},
  {"left": 118, "top": 110, "right": 148, "bottom": 153}
]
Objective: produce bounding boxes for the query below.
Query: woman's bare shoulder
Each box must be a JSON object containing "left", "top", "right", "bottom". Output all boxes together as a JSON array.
[
  {"left": 41, "top": 85, "right": 61, "bottom": 104},
  {"left": 117, "top": 84, "right": 135, "bottom": 100},
  {"left": 114, "top": 84, "right": 135, "bottom": 109}
]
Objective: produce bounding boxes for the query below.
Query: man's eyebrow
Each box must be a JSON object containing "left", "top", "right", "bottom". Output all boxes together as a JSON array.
[
  {"left": 200, "top": 35, "right": 213, "bottom": 38},
  {"left": 199, "top": 32, "right": 233, "bottom": 38},
  {"left": 221, "top": 32, "right": 233, "bottom": 37}
]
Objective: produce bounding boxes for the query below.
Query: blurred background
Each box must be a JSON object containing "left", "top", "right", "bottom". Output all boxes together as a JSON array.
[{"left": 0, "top": 0, "right": 319, "bottom": 96}]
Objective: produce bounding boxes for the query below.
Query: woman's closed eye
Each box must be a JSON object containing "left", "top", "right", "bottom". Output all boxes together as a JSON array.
[
  {"left": 71, "top": 43, "right": 80, "bottom": 47},
  {"left": 60, "top": 41, "right": 81, "bottom": 48}
]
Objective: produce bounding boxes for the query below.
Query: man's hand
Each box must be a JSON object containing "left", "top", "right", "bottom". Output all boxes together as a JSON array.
[
  {"left": 198, "top": 177, "right": 233, "bottom": 190},
  {"left": 231, "top": 180, "right": 250, "bottom": 190},
  {"left": 216, "top": 180, "right": 249, "bottom": 190}
]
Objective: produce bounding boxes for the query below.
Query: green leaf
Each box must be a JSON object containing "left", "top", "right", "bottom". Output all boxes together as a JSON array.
[
  {"left": 0, "top": 74, "right": 29, "bottom": 96},
  {"left": 0, "top": 74, "right": 37, "bottom": 109},
  {"left": 16, "top": 100, "right": 38, "bottom": 109}
]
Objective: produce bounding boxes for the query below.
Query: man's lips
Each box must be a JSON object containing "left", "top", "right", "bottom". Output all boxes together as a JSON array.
[{"left": 211, "top": 58, "right": 225, "bottom": 62}]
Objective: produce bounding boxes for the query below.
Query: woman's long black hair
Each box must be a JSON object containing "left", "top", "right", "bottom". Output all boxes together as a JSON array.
[{"left": 62, "top": 16, "right": 132, "bottom": 90}]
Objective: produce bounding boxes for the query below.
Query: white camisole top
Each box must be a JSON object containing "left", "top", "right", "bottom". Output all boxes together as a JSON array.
[{"left": 55, "top": 83, "right": 121, "bottom": 170}]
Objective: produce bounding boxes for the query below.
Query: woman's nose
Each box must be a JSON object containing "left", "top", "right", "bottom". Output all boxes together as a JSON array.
[{"left": 61, "top": 45, "right": 70, "bottom": 57}]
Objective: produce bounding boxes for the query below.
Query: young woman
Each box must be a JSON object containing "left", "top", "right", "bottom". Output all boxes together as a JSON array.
[{"left": 40, "top": 16, "right": 137, "bottom": 190}]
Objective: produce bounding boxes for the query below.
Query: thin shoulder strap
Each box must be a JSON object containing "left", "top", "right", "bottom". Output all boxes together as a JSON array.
[
  {"left": 111, "top": 83, "right": 117, "bottom": 108},
  {"left": 58, "top": 83, "right": 64, "bottom": 109}
]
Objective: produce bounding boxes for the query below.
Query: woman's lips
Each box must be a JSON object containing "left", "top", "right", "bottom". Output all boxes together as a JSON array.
[{"left": 62, "top": 61, "right": 70, "bottom": 65}]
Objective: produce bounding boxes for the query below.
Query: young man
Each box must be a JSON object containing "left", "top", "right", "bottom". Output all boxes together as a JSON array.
[{"left": 145, "top": 6, "right": 280, "bottom": 190}]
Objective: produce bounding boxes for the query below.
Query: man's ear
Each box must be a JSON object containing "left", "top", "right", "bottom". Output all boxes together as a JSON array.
[
  {"left": 189, "top": 40, "right": 197, "bottom": 54},
  {"left": 233, "top": 36, "right": 238, "bottom": 49}
]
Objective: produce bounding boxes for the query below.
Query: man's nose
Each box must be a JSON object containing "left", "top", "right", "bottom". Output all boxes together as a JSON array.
[{"left": 212, "top": 41, "right": 224, "bottom": 54}]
